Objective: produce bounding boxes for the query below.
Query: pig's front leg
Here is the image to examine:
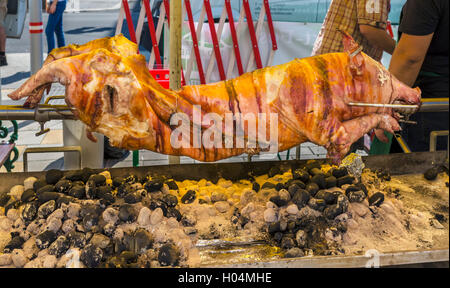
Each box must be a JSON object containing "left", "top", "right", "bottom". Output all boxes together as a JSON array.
[{"left": 327, "top": 114, "right": 401, "bottom": 163}]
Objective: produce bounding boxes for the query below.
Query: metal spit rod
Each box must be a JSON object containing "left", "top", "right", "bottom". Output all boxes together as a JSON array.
[
  {"left": 0, "top": 105, "right": 75, "bottom": 121},
  {"left": 348, "top": 102, "right": 419, "bottom": 110},
  {"left": 348, "top": 98, "right": 449, "bottom": 113}
]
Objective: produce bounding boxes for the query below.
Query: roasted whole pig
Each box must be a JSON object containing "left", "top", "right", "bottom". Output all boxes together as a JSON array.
[{"left": 8, "top": 32, "right": 421, "bottom": 163}]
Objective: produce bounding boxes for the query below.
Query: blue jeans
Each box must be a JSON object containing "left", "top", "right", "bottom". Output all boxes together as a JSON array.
[{"left": 45, "top": 1, "right": 66, "bottom": 53}]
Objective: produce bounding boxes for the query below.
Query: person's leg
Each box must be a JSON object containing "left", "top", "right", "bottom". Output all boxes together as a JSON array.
[
  {"left": 45, "top": 11, "right": 59, "bottom": 53},
  {"left": 54, "top": 1, "right": 66, "bottom": 48},
  {"left": 0, "top": 1, "right": 7, "bottom": 66},
  {"left": 0, "top": 24, "right": 6, "bottom": 53}
]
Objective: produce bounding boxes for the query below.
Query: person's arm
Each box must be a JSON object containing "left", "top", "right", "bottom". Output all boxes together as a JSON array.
[
  {"left": 356, "top": 0, "right": 395, "bottom": 54},
  {"left": 359, "top": 24, "right": 396, "bottom": 54},
  {"left": 374, "top": 32, "right": 433, "bottom": 143},
  {"left": 388, "top": 33, "right": 433, "bottom": 86}
]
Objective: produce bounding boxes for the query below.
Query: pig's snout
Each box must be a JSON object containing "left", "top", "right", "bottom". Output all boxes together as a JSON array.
[
  {"left": 395, "top": 83, "right": 422, "bottom": 109},
  {"left": 391, "top": 83, "right": 422, "bottom": 119}
]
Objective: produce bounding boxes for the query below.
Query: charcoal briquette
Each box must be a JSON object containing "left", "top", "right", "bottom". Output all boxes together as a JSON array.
[{"left": 45, "top": 169, "right": 64, "bottom": 185}]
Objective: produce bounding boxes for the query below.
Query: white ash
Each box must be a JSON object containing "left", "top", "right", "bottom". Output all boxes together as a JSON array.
[
  {"left": 23, "top": 177, "right": 38, "bottom": 191},
  {"left": 62, "top": 219, "right": 76, "bottom": 234},
  {"left": 23, "top": 237, "right": 39, "bottom": 258},
  {"left": 113, "top": 228, "right": 124, "bottom": 241},
  {"left": 214, "top": 201, "right": 230, "bottom": 213},
  {"left": 48, "top": 209, "right": 64, "bottom": 221},
  {"left": 66, "top": 203, "right": 81, "bottom": 219},
  {"left": 9, "top": 185, "right": 24, "bottom": 201},
  {"left": 240, "top": 189, "right": 257, "bottom": 207},
  {"left": 102, "top": 207, "right": 119, "bottom": 224},
  {"left": 263, "top": 208, "right": 277, "bottom": 223},
  {"left": 45, "top": 217, "right": 62, "bottom": 233},
  {"left": 150, "top": 208, "right": 163, "bottom": 225},
  {"left": 0, "top": 253, "right": 12, "bottom": 266},
  {"left": 7, "top": 209, "right": 20, "bottom": 222},
  {"left": 42, "top": 254, "right": 57, "bottom": 268},
  {"left": 286, "top": 204, "right": 299, "bottom": 215},
  {"left": 167, "top": 217, "right": 179, "bottom": 229},
  {"left": 137, "top": 207, "right": 152, "bottom": 227},
  {"left": 211, "top": 191, "right": 227, "bottom": 203},
  {"left": 0, "top": 216, "right": 12, "bottom": 231},
  {"left": 11, "top": 249, "right": 27, "bottom": 268},
  {"left": 90, "top": 234, "right": 110, "bottom": 249}
]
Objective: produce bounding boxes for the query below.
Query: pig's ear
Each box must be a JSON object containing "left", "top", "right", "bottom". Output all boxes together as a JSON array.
[{"left": 338, "top": 29, "right": 364, "bottom": 76}]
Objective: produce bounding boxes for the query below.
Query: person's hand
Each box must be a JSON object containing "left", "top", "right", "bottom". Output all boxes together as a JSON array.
[{"left": 48, "top": 2, "right": 57, "bottom": 14}]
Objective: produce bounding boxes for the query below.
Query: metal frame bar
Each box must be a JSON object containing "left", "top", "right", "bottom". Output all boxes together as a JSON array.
[
  {"left": 144, "top": 0, "right": 163, "bottom": 66},
  {"left": 148, "top": 1, "right": 166, "bottom": 68},
  {"left": 394, "top": 133, "right": 412, "bottom": 153},
  {"left": 185, "top": 4, "right": 206, "bottom": 84},
  {"left": 185, "top": 0, "right": 206, "bottom": 84},
  {"left": 202, "top": 249, "right": 449, "bottom": 268},
  {"left": 205, "top": 3, "right": 227, "bottom": 83},
  {"left": 135, "top": 1, "right": 147, "bottom": 46},
  {"left": 23, "top": 146, "right": 82, "bottom": 172},
  {"left": 204, "top": 0, "right": 226, "bottom": 81},
  {"left": 263, "top": 0, "right": 277, "bottom": 67},
  {"left": 243, "top": 0, "right": 263, "bottom": 71},
  {"left": 226, "top": 7, "right": 245, "bottom": 79},
  {"left": 429, "top": 130, "right": 449, "bottom": 161},
  {"left": 225, "top": 0, "right": 244, "bottom": 76},
  {"left": 122, "top": 0, "right": 137, "bottom": 43}
]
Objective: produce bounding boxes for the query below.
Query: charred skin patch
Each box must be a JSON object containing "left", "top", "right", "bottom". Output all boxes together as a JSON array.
[
  {"left": 312, "top": 56, "right": 332, "bottom": 120},
  {"left": 90, "top": 91, "right": 103, "bottom": 128}
]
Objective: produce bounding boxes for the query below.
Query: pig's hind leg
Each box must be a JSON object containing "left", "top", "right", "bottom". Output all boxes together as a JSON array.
[{"left": 327, "top": 114, "right": 401, "bottom": 163}]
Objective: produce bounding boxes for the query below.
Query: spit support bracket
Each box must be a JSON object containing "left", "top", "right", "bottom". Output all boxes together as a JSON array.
[
  {"left": 33, "top": 103, "right": 75, "bottom": 136},
  {"left": 35, "top": 122, "right": 50, "bottom": 136}
]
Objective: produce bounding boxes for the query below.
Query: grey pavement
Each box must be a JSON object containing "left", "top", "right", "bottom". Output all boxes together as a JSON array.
[{"left": 67, "top": 0, "right": 139, "bottom": 12}]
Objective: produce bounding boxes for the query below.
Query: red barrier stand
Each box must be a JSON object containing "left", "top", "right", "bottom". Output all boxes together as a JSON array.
[
  {"left": 122, "top": 0, "right": 137, "bottom": 44},
  {"left": 185, "top": 0, "right": 206, "bottom": 84},
  {"left": 143, "top": 0, "right": 162, "bottom": 67},
  {"left": 149, "top": 67, "right": 170, "bottom": 89},
  {"left": 204, "top": 0, "right": 226, "bottom": 81},
  {"left": 243, "top": 0, "right": 263, "bottom": 69},
  {"left": 225, "top": 0, "right": 244, "bottom": 76}
]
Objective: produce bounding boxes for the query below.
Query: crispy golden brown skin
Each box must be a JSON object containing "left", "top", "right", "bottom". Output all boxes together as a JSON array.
[{"left": 8, "top": 32, "right": 421, "bottom": 163}]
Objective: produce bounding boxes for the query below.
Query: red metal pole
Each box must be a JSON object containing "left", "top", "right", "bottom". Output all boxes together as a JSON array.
[
  {"left": 243, "top": 0, "right": 262, "bottom": 69},
  {"left": 163, "top": 0, "right": 170, "bottom": 24},
  {"left": 204, "top": 0, "right": 226, "bottom": 80},
  {"left": 386, "top": 20, "right": 394, "bottom": 38},
  {"left": 143, "top": 0, "right": 162, "bottom": 66},
  {"left": 122, "top": 0, "right": 137, "bottom": 43},
  {"left": 185, "top": 0, "right": 206, "bottom": 84},
  {"left": 263, "top": 0, "right": 277, "bottom": 51},
  {"left": 225, "top": 0, "right": 244, "bottom": 75}
]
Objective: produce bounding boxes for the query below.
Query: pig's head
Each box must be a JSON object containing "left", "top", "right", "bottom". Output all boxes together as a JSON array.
[
  {"left": 339, "top": 30, "right": 422, "bottom": 121},
  {"left": 8, "top": 49, "right": 160, "bottom": 145}
]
